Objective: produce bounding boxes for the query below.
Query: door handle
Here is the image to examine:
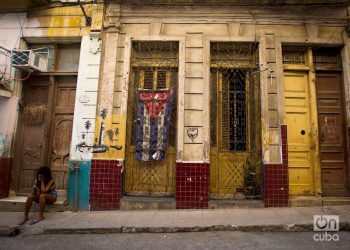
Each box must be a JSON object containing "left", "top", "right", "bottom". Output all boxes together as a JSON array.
[{"left": 320, "top": 132, "right": 326, "bottom": 142}]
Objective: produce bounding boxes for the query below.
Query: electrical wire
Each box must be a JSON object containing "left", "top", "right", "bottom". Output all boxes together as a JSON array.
[
  {"left": 13, "top": 13, "right": 25, "bottom": 50},
  {"left": 0, "top": 70, "right": 31, "bottom": 81},
  {"left": 14, "top": 71, "right": 31, "bottom": 81}
]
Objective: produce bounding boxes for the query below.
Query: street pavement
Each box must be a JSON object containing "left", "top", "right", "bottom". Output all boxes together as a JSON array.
[
  {"left": 1, "top": 231, "right": 350, "bottom": 250},
  {"left": 0, "top": 205, "right": 349, "bottom": 236}
]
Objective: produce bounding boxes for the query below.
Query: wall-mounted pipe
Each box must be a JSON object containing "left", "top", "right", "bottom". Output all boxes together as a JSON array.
[{"left": 73, "top": 161, "right": 80, "bottom": 212}]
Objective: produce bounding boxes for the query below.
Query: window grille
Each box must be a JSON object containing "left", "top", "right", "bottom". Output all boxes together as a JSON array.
[
  {"left": 313, "top": 48, "right": 342, "bottom": 69},
  {"left": 210, "top": 42, "right": 259, "bottom": 152},
  {"left": 128, "top": 41, "right": 179, "bottom": 150},
  {"left": 282, "top": 48, "right": 306, "bottom": 65},
  {"left": 210, "top": 42, "right": 261, "bottom": 198}
]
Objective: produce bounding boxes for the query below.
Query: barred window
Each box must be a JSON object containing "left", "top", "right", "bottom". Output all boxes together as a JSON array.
[
  {"left": 210, "top": 42, "right": 259, "bottom": 152},
  {"left": 128, "top": 41, "right": 179, "bottom": 147}
]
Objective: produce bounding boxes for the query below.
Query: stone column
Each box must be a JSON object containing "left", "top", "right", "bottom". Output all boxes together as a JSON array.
[
  {"left": 93, "top": 4, "right": 121, "bottom": 159},
  {"left": 90, "top": 4, "right": 123, "bottom": 211}
]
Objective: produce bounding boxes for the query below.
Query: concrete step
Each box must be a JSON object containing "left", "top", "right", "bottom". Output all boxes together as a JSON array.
[
  {"left": 322, "top": 197, "right": 350, "bottom": 206},
  {"left": 120, "top": 196, "right": 175, "bottom": 210},
  {"left": 289, "top": 196, "right": 350, "bottom": 207},
  {"left": 0, "top": 196, "right": 70, "bottom": 212},
  {"left": 209, "top": 199, "right": 264, "bottom": 209}
]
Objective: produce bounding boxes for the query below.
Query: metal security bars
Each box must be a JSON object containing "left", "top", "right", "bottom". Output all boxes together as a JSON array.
[
  {"left": 282, "top": 48, "right": 307, "bottom": 65},
  {"left": 210, "top": 42, "right": 261, "bottom": 199},
  {"left": 125, "top": 41, "right": 179, "bottom": 196}
]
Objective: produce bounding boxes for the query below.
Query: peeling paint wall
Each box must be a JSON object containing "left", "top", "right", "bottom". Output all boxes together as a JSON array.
[
  {"left": 24, "top": 6, "right": 92, "bottom": 39},
  {"left": 100, "top": 3, "right": 349, "bottom": 165},
  {"left": 70, "top": 35, "right": 102, "bottom": 160},
  {"left": 0, "top": 13, "right": 26, "bottom": 158}
]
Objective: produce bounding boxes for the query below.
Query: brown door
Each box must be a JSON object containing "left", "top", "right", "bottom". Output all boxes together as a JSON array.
[
  {"left": 14, "top": 76, "right": 76, "bottom": 194},
  {"left": 13, "top": 76, "right": 50, "bottom": 194},
  {"left": 49, "top": 76, "right": 76, "bottom": 190},
  {"left": 316, "top": 73, "right": 349, "bottom": 196}
]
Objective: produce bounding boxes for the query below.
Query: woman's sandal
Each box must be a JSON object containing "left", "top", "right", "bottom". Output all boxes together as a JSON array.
[
  {"left": 18, "top": 218, "right": 29, "bottom": 225},
  {"left": 29, "top": 218, "right": 44, "bottom": 225}
]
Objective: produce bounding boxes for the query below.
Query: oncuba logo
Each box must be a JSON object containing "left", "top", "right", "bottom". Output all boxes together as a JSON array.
[{"left": 313, "top": 215, "right": 339, "bottom": 241}]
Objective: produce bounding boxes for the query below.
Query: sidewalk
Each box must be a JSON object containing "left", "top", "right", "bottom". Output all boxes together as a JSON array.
[{"left": 1, "top": 206, "right": 350, "bottom": 236}]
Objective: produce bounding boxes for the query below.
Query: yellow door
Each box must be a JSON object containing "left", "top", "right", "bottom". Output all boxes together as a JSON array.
[
  {"left": 125, "top": 67, "right": 177, "bottom": 196},
  {"left": 210, "top": 68, "right": 260, "bottom": 199},
  {"left": 284, "top": 71, "right": 314, "bottom": 195}
]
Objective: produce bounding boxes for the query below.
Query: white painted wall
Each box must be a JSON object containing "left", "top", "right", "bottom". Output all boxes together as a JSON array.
[
  {"left": 70, "top": 35, "right": 102, "bottom": 160},
  {"left": 0, "top": 13, "right": 26, "bottom": 157}
]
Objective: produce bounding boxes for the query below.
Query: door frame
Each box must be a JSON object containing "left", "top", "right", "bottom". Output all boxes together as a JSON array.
[{"left": 121, "top": 35, "right": 185, "bottom": 162}]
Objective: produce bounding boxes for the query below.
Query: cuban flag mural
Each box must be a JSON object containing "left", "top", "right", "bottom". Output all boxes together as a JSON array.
[{"left": 135, "top": 89, "right": 174, "bottom": 161}]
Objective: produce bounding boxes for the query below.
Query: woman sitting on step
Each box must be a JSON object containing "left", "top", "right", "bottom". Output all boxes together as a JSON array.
[{"left": 18, "top": 166, "right": 57, "bottom": 225}]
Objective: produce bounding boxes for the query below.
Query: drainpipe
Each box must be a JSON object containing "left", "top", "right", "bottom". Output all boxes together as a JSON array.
[{"left": 73, "top": 161, "right": 80, "bottom": 212}]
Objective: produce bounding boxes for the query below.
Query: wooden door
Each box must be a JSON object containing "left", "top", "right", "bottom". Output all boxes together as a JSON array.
[
  {"left": 316, "top": 73, "right": 349, "bottom": 196},
  {"left": 14, "top": 76, "right": 50, "bottom": 194},
  {"left": 14, "top": 76, "right": 76, "bottom": 194},
  {"left": 284, "top": 71, "right": 315, "bottom": 195},
  {"left": 49, "top": 76, "right": 76, "bottom": 190}
]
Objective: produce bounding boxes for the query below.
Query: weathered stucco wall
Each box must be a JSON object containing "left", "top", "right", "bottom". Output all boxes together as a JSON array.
[
  {"left": 0, "top": 13, "right": 27, "bottom": 157},
  {"left": 70, "top": 35, "right": 102, "bottom": 161},
  {"left": 0, "top": 4, "right": 103, "bottom": 159},
  {"left": 24, "top": 5, "right": 93, "bottom": 40},
  {"left": 103, "top": 3, "right": 348, "bottom": 164}
]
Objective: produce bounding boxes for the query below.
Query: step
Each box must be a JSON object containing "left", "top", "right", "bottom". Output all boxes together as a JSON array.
[
  {"left": 321, "top": 197, "right": 350, "bottom": 206},
  {"left": 209, "top": 199, "right": 264, "bottom": 209},
  {"left": 289, "top": 196, "right": 350, "bottom": 207},
  {"left": 120, "top": 196, "right": 175, "bottom": 210},
  {"left": 0, "top": 195, "right": 70, "bottom": 212}
]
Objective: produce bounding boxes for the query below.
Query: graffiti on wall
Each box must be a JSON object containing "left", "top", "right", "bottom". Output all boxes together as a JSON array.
[
  {"left": 0, "top": 133, "right": 7, "bottom": 157},
  {"left": 76, "top": 108, "right": 122, "bottom": 154},
  {"left": 187, "top": 127, "right": 198, "bottom": 142}
]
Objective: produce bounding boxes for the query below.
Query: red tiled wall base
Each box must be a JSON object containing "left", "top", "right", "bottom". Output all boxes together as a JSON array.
[
  {"left": 90, "top": 160, "right": 122, "bottom": 210},
  {"left": 264, "top": 125, "right": 289, "bottom": 207},
  {"left": 0, "top": 157, "right": 12, "bottom": 199},
  {"left": 348, "top": 127, "right": 350, "bottom": 153},
  {"left": 176, "top": 163, "right": 209, "bottom": 209}
]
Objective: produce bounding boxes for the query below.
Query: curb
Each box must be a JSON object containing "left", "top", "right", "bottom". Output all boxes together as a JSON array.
[
  {"left": 43, "top": 222, "right": 350, "bottom": 234},
  {"left": 0, "top": 227, "right": 20, "bottom": 237}
]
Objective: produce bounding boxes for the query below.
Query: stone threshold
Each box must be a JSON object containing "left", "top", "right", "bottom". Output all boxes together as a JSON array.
[{"left": 289, "top": 196, "right": 350, "bottom": 207}]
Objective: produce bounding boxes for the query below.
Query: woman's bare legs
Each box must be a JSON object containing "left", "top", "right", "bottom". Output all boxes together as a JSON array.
[
  {"left": 37, "top": 193, "right": 57, "bottom": 220},
  {"left": 18, "top": 194, "right": 38, "bottom": 225}
]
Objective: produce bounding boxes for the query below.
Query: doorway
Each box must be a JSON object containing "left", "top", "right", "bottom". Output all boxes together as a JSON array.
[
  {"left": 13, "top": 76, "right": 76, "bottom": 195},
  {"left": 209, "top": 42, "right": 261, "bottom": 199},
  {"left": 316, "top": 72, "right": 349, "bottom": 196},
  {"left": 124, "top": 41, "right": 178, "bottom": 197}
]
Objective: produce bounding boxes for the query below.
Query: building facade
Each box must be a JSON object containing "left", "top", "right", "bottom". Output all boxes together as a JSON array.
[{"left": 0, "top": 0, "right": 349, "bottom": 210}]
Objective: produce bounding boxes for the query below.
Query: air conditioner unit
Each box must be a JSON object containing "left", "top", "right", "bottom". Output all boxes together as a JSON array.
[{"left": 12, "top": 50, "right": 48, "bottom": 72}]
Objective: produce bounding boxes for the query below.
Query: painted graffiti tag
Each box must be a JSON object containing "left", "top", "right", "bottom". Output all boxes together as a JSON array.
[
  {"left": 187, "top": 127, "right": 198, "bottom": 142},
  {"left": 75, "top": 108, "right": 122, "bottom": 154}
]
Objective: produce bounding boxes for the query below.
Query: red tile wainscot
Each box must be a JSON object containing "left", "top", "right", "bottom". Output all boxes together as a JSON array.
[
  {"left": 0, "top": 157, "right": 12, "bottom": 198},
  {"left": 176, "top": 162, "right": 209, "bottom": 209},
  {"left": 90, "top": 159, "right": 122, "bottom": 210},
  {"left": 348, "top": 127, "right": 350, "bottom": 155},
  {"left": 264, "top": 125, "right": 289, "bottom": 207}
]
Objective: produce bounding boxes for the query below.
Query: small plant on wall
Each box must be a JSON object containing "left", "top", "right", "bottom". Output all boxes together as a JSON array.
[{"left": 243, "top": 159, "right": 261, "bottom": 198}]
